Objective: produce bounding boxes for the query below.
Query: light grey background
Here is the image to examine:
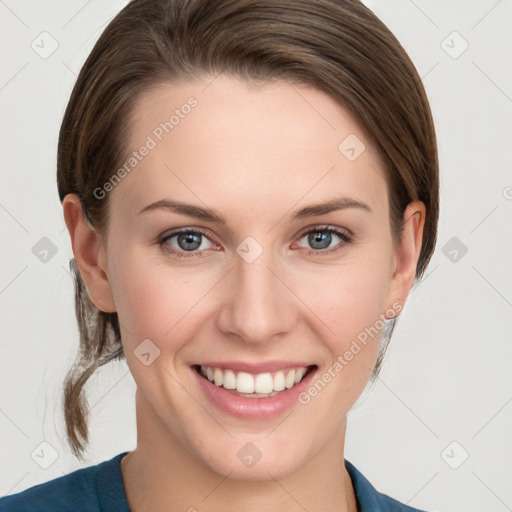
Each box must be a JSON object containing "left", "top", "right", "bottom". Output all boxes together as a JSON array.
[{"left": 1, "top": 1, "right": 511, "bottom": 511}]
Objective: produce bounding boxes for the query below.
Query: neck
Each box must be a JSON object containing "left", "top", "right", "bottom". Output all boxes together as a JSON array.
[{"left": 120, "top": 389, "right": 358, "bottom": 512}]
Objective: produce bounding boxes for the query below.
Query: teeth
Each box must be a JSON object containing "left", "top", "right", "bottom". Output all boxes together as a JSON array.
[
  {"left": 273, "top": 371, "right": 285, "bottom": 391},
  {"left": 294, "top": 367, "right": 307, "bottom": 383},
  {"left": 237, "top": 372, "right": 255, "bottom": 393},
  {"left": 254, "top": 373, "right": 273, "bottom": 394},
  {"left": 285, "top": 369, "right": 295, "bottom": 389},
  {"left": 213, "top": 368, "right": 223, "bottom": 387},
  {"left": 223, "top": 369, "right": 237, "bottom": 389},
  {"left": 199, "top": 365, "right": 310, "bottom": 394}
]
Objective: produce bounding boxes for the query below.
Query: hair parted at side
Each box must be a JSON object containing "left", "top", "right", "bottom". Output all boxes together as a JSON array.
[{"left": 57, "top": 0, "right": 439, "bottom": 460}]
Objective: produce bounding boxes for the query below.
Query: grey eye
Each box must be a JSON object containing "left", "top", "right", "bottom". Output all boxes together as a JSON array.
[
  {"left": 307, "top": 231, "right": 333, "bottom": 250},
  {"left": 176, "top": 232, "right": 203, "bottom": 251}
]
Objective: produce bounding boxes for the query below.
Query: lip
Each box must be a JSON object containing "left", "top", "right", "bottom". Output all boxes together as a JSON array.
[
  {"left": 196, "top": 360, "right": 312, "bottom": 374},
  {"left": 191, "top": 363, "right": 317, "bottom": 420}
]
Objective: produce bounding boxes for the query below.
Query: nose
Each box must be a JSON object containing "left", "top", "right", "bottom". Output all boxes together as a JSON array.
[{"left": 215, "top": 245, "right": 297, "bottom": 346}]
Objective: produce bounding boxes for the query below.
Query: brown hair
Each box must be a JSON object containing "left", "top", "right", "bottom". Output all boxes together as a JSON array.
[{"left": 57, "top": 0, "right": 439, "bottom": 459}]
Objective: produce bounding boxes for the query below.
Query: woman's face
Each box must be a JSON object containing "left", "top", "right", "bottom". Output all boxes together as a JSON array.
[{"left": 78, "top": 75, "right": 423, "bottom": 479}]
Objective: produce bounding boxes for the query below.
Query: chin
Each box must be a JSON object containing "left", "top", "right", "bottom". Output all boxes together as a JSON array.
[{"left": 191, "top": 433, "right": 312, "bottom": 482}]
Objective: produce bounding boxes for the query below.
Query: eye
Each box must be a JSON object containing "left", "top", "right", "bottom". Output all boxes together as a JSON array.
[
  {"left": 158, "top": 228, "right": 217, "bottom": 257},
  {"left": 157, "top": 225, "right": 352, "bottom": 259},
  {"left": 295, "top": 226, "right": 352, "bottom": 255}
]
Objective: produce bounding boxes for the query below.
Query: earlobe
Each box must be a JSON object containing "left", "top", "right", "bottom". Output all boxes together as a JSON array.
[
  {"left": 384, "top": 201, "right": 425, "bottom": 317},
  {"left": 62, "top": 194, "right": 116, "bottom": 313}
]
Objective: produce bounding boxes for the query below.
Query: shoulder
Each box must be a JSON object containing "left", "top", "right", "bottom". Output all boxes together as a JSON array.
[
  {"left": 345, "top": 459, "right": 431, "bottom": 512},
  {"left": 0, "top": 452, "right": 130, "bottom": 512}
]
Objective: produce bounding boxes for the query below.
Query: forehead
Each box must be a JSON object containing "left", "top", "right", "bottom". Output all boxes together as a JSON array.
[{"left": 110, "top": 75, "right": 387, "bottom": 220}]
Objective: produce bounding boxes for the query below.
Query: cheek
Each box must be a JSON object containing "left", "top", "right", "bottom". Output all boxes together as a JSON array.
[
  {"left": 293, "top": 261, "right": 390, "bottom": 420},
  {"left": 108, "top": 249, "right": 215, "bottom": 349},
  {"left": 294, "top": 251, "right": 391, "bottom": 347}
]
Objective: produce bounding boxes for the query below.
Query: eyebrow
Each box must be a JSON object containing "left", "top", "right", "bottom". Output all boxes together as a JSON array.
[{"left": 136, "top": 196, "right": 372, "bottom": 223}]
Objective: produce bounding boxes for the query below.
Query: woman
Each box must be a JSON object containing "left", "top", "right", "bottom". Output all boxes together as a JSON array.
[{"left": 0, "top": 0, "right": 438, "bottom": 510}]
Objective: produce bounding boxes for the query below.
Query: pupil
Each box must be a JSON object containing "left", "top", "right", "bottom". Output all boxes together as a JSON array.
[
  {"left": 309, "top": 231, "right": 331, "bottom": 250},
  {"left": 178, "top": 232, "right": 201, "bottom": 251}
]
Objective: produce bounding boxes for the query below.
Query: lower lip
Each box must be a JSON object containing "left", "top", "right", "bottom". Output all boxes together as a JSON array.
[{"left": 192, "top": 366, "right": 317, "bottom": 420}]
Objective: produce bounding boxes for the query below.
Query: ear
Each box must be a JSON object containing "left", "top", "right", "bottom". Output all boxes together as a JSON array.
[
  {"left": 384, "top": 200, "right": 425, "bottom": 318},
  {"left": 62, "top": 194, "right": 116, "bottom": 313}
]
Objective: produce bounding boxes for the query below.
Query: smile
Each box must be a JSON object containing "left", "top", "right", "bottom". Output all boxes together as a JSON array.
[
  {"left": 192, "top": 361, "right": 317, "bottom": 419},
  {"left": 198, "top": 364, "right": 312, "bottom": 397}
]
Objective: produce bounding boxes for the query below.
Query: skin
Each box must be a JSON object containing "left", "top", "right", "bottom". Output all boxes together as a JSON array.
[{"left": 63, "top": 75, "right": 425, "bottom": 512}]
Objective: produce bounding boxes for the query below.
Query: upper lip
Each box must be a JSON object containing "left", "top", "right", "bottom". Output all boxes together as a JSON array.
[{"left": 194, "top": 361, "right": 315, "bottom": 374}]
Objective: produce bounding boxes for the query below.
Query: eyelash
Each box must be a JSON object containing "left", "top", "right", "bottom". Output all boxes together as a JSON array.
[{"left": 157, "top": 225, "right": 353, "bottom": 258}]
